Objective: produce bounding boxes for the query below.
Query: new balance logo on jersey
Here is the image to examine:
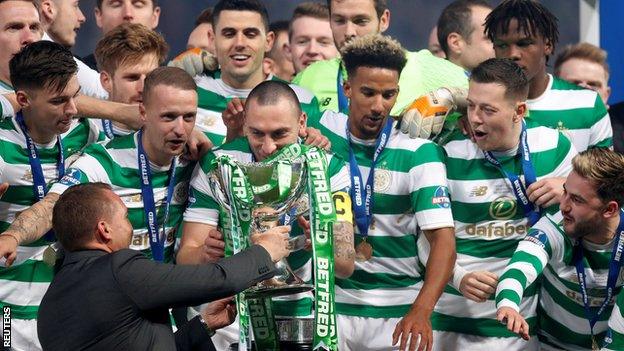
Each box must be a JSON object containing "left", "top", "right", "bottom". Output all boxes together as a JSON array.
[{"left": 469, "top": 186, "right": 488, "bottom": 197}]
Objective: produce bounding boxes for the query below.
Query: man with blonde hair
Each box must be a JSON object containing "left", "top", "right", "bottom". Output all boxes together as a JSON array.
[
  {"left": 94, "top": 22, "right": 169, "bottom": 138},
  {"left": 497, "top": 148, "right": 624, "bottom": 350}
]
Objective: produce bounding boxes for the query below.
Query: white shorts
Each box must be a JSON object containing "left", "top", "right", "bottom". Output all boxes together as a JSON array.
[
  {"left": 432, "top": 330, "right": 539, "bottom": 351},
  {"left": 337, "top": 315, "right": 404, "bottom": 351}
]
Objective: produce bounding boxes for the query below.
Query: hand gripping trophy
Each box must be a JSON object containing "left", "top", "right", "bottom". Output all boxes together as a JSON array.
[{"left": 207, "top": 143, "right": 339, "bottom": 351}]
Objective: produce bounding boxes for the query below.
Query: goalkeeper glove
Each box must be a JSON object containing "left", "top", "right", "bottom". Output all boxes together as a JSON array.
[
  {"left": 400, "top": 87, "right": 467, "bottom": 140},
  {"left": 167, "top": 48, "right": 218, "bottom": 77}
]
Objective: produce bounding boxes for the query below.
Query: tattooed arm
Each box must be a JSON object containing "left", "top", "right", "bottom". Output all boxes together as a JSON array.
[
  {"left": 333, "top": 220, "right": 355, "bottom": 279},
  {"left": 0, "top": 193, "right": 59, "bottom": 266}
]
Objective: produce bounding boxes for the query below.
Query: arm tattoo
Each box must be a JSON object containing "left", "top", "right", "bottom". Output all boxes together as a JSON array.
[
  {"left": 333, "top": 220, "right": 355, "bottom": 260},
  {"left": 10, "top": 193, "right": 58, "bottom": 245}
]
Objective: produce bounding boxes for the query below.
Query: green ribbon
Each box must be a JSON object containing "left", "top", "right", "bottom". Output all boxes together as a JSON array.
[
  {"left": 210, "top": 144, "right": 338, "bottom": 351},
  {"left": 248, "top": 297, "right": 279, "bottom": 351}
]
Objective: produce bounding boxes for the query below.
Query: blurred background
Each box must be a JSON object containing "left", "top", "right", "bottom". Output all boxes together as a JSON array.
[{"left": 74, "top": 0, "right": 622, "bottom": 104}]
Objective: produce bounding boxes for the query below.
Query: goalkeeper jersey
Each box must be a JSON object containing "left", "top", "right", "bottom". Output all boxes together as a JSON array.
[
  {"left": 429, "top": 122, "right": 576, "bottom": 340},
  {"left": 292, "top": 49, "right": 469, "bottom": 116},
  {"left": 309, "top": 110, "right": 454, "bottom": 318},
  {"left": 526, "top": 74, "right": 612, "bottom": 152},
  {"left": 604, "top": 290, "right": 624, "bottom": 351},
  {"left": 184, "top": 137, "right": 350, "bottom": 317},
  {"left": 50, "top": 133, "right": 194, "bottom": 263},
  {"left": 496, "top": 212, "right": 623, "bottom": 351},
  {"left": 194, "top": 72, "right": 321, "bottom": 147},
  {"left": 0, "top": 116, "right": 103, "bottom": 321}
]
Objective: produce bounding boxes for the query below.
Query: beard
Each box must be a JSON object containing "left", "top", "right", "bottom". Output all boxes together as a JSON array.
[{"left": 567, "top": 215, "right": 602, "bottom": 240}]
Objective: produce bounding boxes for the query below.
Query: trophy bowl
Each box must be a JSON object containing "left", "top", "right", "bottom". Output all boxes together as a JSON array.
[{"left": 207, "top": 156, "right": 314, "bottom": 298}]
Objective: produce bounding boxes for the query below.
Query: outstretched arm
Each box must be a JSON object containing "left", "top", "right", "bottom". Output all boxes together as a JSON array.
[
  {"left": 0, "top": 193, "right": 59, "bottom": 266},
  {"left": 392, "top": 226, "right": 456, "bottom": 351}
]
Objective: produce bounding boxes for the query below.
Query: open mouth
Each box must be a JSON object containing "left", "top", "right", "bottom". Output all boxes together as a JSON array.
[
  {"left": 168, "top": 139, "right": 185, "bottom": 147},
  {"left": 230, "top": 54, "right": 251, "bottom": 65},
  {"left": 473, "top": 130, "right": 487, "bottom": 139}
]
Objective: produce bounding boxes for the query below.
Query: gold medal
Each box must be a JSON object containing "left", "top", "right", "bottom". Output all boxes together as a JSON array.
[
  {"left": 42, "top": 244, "right": 58, "bottom": 267},
  {"left": 591, "top": 335, "right": 599, "bottom": 350},
  {"left": 355, "top": 239, "right": 373, "bottom": 262}
]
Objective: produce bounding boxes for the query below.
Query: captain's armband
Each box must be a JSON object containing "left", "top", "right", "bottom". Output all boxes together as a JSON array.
[{"left": 332, "top": 191, "right": 353, "bottom": 224}]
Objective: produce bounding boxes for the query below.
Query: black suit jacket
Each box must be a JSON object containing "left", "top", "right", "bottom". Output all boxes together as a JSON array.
[{"left": 37, "top": 246, "right": 275, "bottom": 351}]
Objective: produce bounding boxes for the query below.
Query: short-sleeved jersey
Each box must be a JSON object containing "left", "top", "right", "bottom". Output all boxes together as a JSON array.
[
  {"left": 429, "top": 122, "right": 576, "bottom": 339},
  {"left": 308, "top": 110, "right": 454, "bottom": 318},
  {"left": 526, "top": 74, "right": 612, "bottom": 152},
  {"left": 496, "top": 212, "right": 624, "bottom": 350},
  {"left": 184, "top": 137, "right": 350, "bottom": 317},
  {"left": 194, "top": 72, "right": 321, "bottom": 147},
  {"left": 0, "top": 115, "right": 103, "bottom": 320},
  {"left": 49, "top": 133, "right": 194, "bottom": 262},
  {"left": 292, "top": 50, "right": 469, "bottom": 117}
]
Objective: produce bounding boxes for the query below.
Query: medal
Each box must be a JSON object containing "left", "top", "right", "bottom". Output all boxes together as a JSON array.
[
  {"left": 42, "top": 244, "right": 58, "bottom": 267},
  {"left": 355, "top": 239, "right": 373, "bottom": 262},
  {"left": 591, "top": 335, "right": 600, "bottom": 350}
]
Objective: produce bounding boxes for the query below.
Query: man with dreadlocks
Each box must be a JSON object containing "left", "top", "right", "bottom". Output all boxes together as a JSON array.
[{"left": 484, "top": 0, "right": 612, "bottom": 153}]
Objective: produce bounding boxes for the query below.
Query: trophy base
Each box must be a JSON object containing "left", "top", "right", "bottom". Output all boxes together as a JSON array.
[{"left": 245, "top": 283, "right": 313, "bottom": 298}]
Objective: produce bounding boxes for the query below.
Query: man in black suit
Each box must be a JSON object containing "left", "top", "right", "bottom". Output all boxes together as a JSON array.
[{"left": 37, "top": 182, "right": 291, "bottom": 350}]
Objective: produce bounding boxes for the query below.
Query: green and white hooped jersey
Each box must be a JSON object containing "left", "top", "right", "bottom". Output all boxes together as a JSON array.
[
  {"left": 194, "top": 72, "right": 322, "bottom": 147},
  {"left": 604, "top": 289, "right": 624, "bottom": 351},
  {"left": 429, "top": 122, "right": 576, "bottom": 339},
  {"left": 50, "top": 132, "right": 194, "bottom": 262},
  {"left": 526, "top": 74, "right": 612, "bottom": 152},
  {"left": 0, "top": 94, "right": 14, "bottom": 119},
  {"left": 184, "top": 137, "right": 350, "bottom": 317},
  {"left": 292, "top": 49, "right": 469, "bottom": 116},
  {"left": 497, "top": 212, "right": 624, "bottom": 351},
  {"left": 309, "top": 110, "right": 454, "bottom": 319},
  {"left": 0, "top": 116, "right": 103, "bottom": 320}
]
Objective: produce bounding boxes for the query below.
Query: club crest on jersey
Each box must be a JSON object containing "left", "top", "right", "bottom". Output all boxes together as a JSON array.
[
  {"left": 489, "top": 196, "right": 517, "bottom": 220},
  {"left": 173, "top": 180, "right": 189, "bottom": 204},
  {"left": 374, "top": 168, "right": 391, "bottom": 192},
  {"left": 197, "top": 113, "right": 217, "bottom": 128},
  {"left": 58, "top": 169, "right": 82, "bottom": 187},
  {"left": 432, "top": 186, "right": 450, "bottom": 208},
  {"left": 524, "top": 229, "right": 548, "bottom": 249}
]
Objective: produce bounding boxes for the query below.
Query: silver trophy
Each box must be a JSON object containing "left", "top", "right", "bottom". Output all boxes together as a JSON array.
[{"left": 208, "top": 155, "right": 314, "bottom": 298}]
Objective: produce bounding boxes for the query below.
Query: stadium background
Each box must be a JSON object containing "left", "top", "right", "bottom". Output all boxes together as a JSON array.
[{"left": 73, "top": 0, "right": 623, "bottom": 104}]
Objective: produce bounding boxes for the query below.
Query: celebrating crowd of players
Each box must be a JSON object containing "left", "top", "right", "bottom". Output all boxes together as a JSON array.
[{"left": 0, "top": 0, "right": 623, "bottom": 350}]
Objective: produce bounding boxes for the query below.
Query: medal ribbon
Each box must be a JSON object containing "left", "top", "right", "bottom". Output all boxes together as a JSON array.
[
  {"left": 102, "top": 119, "right": 114, "bottom": 139},
  {"left": 336, "top": 65, "right": 349, "bottom": 114},
  {"left": 212, "top": 144, "right": 338, "bottom": 350},
  {"left": 346, "top": 118, "right": 393, "bottom": 240},
  {"left": 573, "top": 209, "right": 624, "bottom": 349},
  {"left": 483, "top": 122, "right": 541, "bottom": 225},
  {"left": 137, "top": 130, "right": 177, "bottom": 262},
  {"left": 16, "top": 112, "right": 64, "bottom": 242}
]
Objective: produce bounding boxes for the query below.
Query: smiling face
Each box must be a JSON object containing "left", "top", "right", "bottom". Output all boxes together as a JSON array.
[
  {"left": 288, "top": 16, "right": 338, "bottom": 73},
  {"left": 467, "top": 80, "right": 525, "bottom": 151},
  {"left": 212, "top": 10, "right": 273, "bottom": 89},
  {"left": 47, "top": 0, "right": 86, "bottom": 48},
  {"left": 344, "top": 66, "right": 399, "bottom": 140},
  {"left": 244, "top": 97, "right": 305, "bottom": 161},
  {"left": 329, "top": 0, "right": 389, "bottom": 50},
  {"left": 101, "top": 53, "right": 159, "bottom": 105},
  {"left": 18, "top": 74, "right": 81, "bottom": 140},
  {"left": 0, "top": 1, "right": 42, "bottom": 84},
  {"left": 95, "top": 0, "right": 160, "bottom": 34},
  {"left": 140, "top": 84, "right": 197, "bottom": 164},
  {"left": 492, "top": 19, "right": 552, "bottom": 82},
  {"left": 560, "top": 171, "right": 609, "bottom": 240}
]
